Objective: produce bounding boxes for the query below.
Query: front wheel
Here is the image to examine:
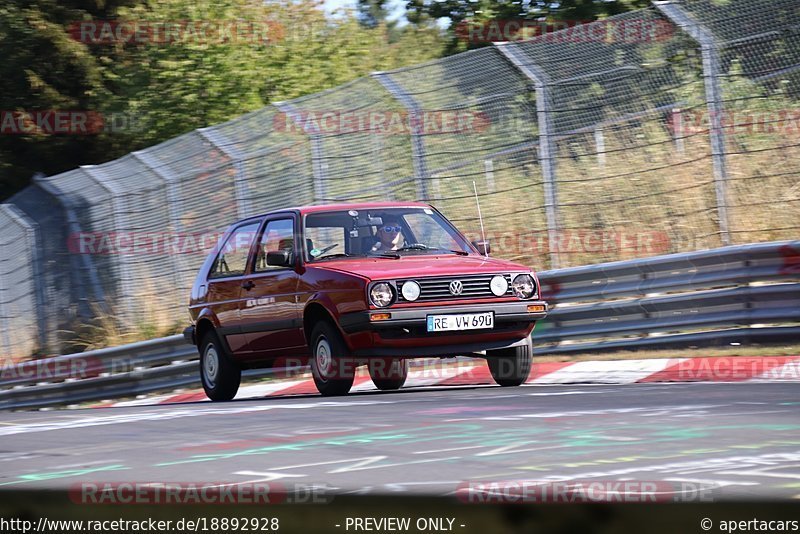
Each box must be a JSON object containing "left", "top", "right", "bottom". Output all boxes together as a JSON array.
[
  {"left": 486, "top": 341, "right": 532, "bottom": 387},
  {"left": 309, "top": 322, "right": 355, "bottom": 396},
  {"left": 368, "top": 358, "right": 408, "bottom": 391},
  {"left": 200, "top": 330, "right": 241, "bottom": 401}
]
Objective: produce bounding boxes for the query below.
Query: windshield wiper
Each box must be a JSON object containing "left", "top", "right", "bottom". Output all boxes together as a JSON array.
[
  {"left": 373, "top": 252, "right": 401, "bottom": 259},
  {"left": 395, "top": 243, "right": 430, "bottom": 252},
  {"left": 314, "top": 253, "right": 359, "bottom": 261},
  {"left": 394, "top": 244, "right": 469, "bottom": 256}
]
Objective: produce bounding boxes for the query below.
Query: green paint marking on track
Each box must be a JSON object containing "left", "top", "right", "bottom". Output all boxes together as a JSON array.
[
  {"left": 0, "top": 464, "right": 129, "bottom": 487},
  {"left": 157, "top": 421, "right": 800, "bottom": 468}
]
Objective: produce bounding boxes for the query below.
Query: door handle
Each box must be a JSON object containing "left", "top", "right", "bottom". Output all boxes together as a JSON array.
[{"left": 241, "top": 280, "right": 255, "bottom": 290}]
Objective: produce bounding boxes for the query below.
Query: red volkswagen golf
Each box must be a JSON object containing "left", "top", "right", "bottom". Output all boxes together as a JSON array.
[{"left": 184, "top": 202, "right": 547, "bottom": 399}]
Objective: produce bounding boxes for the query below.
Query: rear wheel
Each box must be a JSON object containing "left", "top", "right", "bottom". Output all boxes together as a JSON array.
[
  {"left": 200, "top": 330, "right": 241, "bottom": 401},
  {"left": 368, "top": 358, "right": 408, "bottom": 391},
  {"left": 310, "top": 322, "right": 355, "bottom": 396},
  {"left": 486, "top": 341, "right": 532, "bottom": 387}
]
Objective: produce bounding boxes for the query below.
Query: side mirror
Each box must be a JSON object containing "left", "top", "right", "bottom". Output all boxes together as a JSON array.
[
  {"left": 472, "top": 240, "right": 491, "bottom": 256},
  {"left": 266, "top": 250, "right": 292, "bottom": 267}
]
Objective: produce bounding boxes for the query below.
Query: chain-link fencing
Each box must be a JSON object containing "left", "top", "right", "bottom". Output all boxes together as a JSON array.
[{"left": 1, "top": 0, "right": 798, "bottom": 360}]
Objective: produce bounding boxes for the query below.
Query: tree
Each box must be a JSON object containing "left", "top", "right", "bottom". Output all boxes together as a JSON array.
[
  {"left": 405, "top": 0, "right": 649, "bottom": 53},
  {"left": 0, "top": 0, "right": 446, "bottom": 200},
  {"left": 358, "top": 0, "right": 390, "bottom": 29},
  {"left": 0, "top": 0, "right": 138, "bottom": 198}
]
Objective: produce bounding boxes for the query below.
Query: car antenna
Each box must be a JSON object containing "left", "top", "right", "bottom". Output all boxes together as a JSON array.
[{"left": 473, "top": 180, "right": 488, "bottom": 257}]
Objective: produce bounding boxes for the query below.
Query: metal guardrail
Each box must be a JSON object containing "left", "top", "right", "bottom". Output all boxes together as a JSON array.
[
  {"left": 1, "top": 240, "right": 798, "bottom": 410},
  {"left": 534, "top": 240, "right": 800, "bottom": 352}
]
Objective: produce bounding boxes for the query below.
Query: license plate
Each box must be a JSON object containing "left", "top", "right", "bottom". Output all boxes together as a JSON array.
[{"left": 426, "top": 312, "right": 494, "bottom": 332}]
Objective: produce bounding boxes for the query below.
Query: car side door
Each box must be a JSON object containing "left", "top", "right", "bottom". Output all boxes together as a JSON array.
[
  {"left": 239, "top": 215, "right": 305, "bottom": 359},
  {"left": 205, "top": 220, "right": 263, "bottom": 356}
]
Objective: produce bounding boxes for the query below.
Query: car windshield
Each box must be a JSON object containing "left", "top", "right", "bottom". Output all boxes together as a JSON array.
[{"left": 304, "top": 207, "right": 473, "bottom": 261}]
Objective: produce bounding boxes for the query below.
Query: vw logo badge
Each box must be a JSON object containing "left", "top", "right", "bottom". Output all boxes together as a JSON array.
[{"left": 449, "top": 280, "right": 463, "bottom": 295}]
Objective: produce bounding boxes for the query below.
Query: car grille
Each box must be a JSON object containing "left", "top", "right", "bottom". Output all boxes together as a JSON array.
[{"left": 397, "top": 274, "right": 515, "bottom": 302}]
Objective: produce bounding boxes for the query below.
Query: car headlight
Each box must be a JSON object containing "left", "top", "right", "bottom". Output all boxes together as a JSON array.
[
  {"left": 512, "top": 274, "right": 536, "bottom": 299},
  {"left": 370, "top": 282, "right": 395, "bottom": 307},
  {"left": 490, "top": 275, "right": 508, "bottom": 296},
  {"left": 401, "top": 281, "right": 421, "bottom": 301}
]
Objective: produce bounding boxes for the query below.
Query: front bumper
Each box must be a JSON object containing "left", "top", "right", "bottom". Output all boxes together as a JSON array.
[
  {"left": 340, "top": 300, "right": 547, "bottom": 334},
  {"left": 183, "top": 325, "right": 195, "bottom": 345}
]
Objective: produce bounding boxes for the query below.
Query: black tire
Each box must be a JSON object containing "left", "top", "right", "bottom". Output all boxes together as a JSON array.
[
  {"left": 368, "top": 358, "right": 408, "bottom": 391},
  {"left": 199, "top": 330, "right": 241, "bottom": 401},
  {"left": 486, "top": 340, "right": 532, "bottom": 387},
  {"left": 309, "top": 322, "right": 355, "bottom": 396}
]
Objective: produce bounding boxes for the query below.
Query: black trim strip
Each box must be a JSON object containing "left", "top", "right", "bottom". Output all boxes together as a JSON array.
[{"left": 238, "top": 319, "right": 301, "bottom": 334}]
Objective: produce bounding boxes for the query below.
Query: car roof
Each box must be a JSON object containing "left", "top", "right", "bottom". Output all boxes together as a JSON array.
[{"left": 251, "top": 201, "right": 433, "bottom": 219}]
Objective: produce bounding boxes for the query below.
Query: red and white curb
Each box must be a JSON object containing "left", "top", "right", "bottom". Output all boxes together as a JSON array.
[{"left": 102, "top": 356, "right": 800, "bottom": 408}]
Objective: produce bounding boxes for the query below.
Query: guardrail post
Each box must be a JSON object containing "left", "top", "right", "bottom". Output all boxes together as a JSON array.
[
  {"left": 197, "top": 128, "right": 252, "bottom": 218},
  {"left": 495, "top": 42, "right": 562, "bottom": 268},
  {"left": 274, "top": 102, "right": 329, "bottom": 204},
  {"left": 655, "top": 2, "right": 731, "bottom": 246},
  {"left": 371, "top": 72, "right": 430, "bottom": 201}
]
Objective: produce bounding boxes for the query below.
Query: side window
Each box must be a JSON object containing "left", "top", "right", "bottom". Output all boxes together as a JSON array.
[
  {"left": 254, "top": 218, "right": 295, "bottom": 272},
  {"left": 208, "top": 222, "right": 260, "bottom": 279}
]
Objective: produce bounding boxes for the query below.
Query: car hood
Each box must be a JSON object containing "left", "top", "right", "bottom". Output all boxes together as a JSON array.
[{"left": 309, "top": 254, "right": 532, "bottom": 281}]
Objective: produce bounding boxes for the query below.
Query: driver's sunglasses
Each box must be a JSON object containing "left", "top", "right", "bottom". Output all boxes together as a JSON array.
[{"left": 381, "top": 225, "right": 402, "bottom": 233}]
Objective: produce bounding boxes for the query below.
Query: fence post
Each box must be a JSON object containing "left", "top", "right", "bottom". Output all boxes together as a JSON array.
[
  {"left": 132, "top": 151, "right": 190, "bottom": 298},
  {"left": 0, "top": 205, "right": 48, "bottom": 352},
  {"left": 372, "top": 135, "right": 394, "bottom": 200},
  {"left": 371, "top": 72, "right": 430, "bottom": 201},
  {"left": 671, "top": 107, "right": 686, "bottom": 154},
  {"left": 495, "top": 42, "right": 562, "bottom": 268},
  {"left": 81, "top": 166, "right": 136, "bottom": 320},
  {"left": 32, "top": 175, "right": 107, "bottom": 314},
  {"left": 484, "top": 160, "right": 496, "bottom": 193},
  {"left": 655, "top": 1, "right": 731, "bottom": 246},
  {"left": 0, "top": 249, "right": 10, "bottom": 362},
  {"left": 594, "top": 127, "right": 606, "bottom": 168},
  {"left": 274, "top": 102, "right": 329, "bottom": 204},
  {"left": 197, "top": 128, "right": 252, "bottom": 218}
]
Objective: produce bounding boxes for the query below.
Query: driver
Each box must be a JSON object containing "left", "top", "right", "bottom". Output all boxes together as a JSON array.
[{"left": 370, "top": 214, "right": 405, "bottom": 252}]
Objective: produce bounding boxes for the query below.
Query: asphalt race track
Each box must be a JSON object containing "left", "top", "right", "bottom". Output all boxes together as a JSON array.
[{"left": 0, "top": 382, "right": 798, "bottom": 500}]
